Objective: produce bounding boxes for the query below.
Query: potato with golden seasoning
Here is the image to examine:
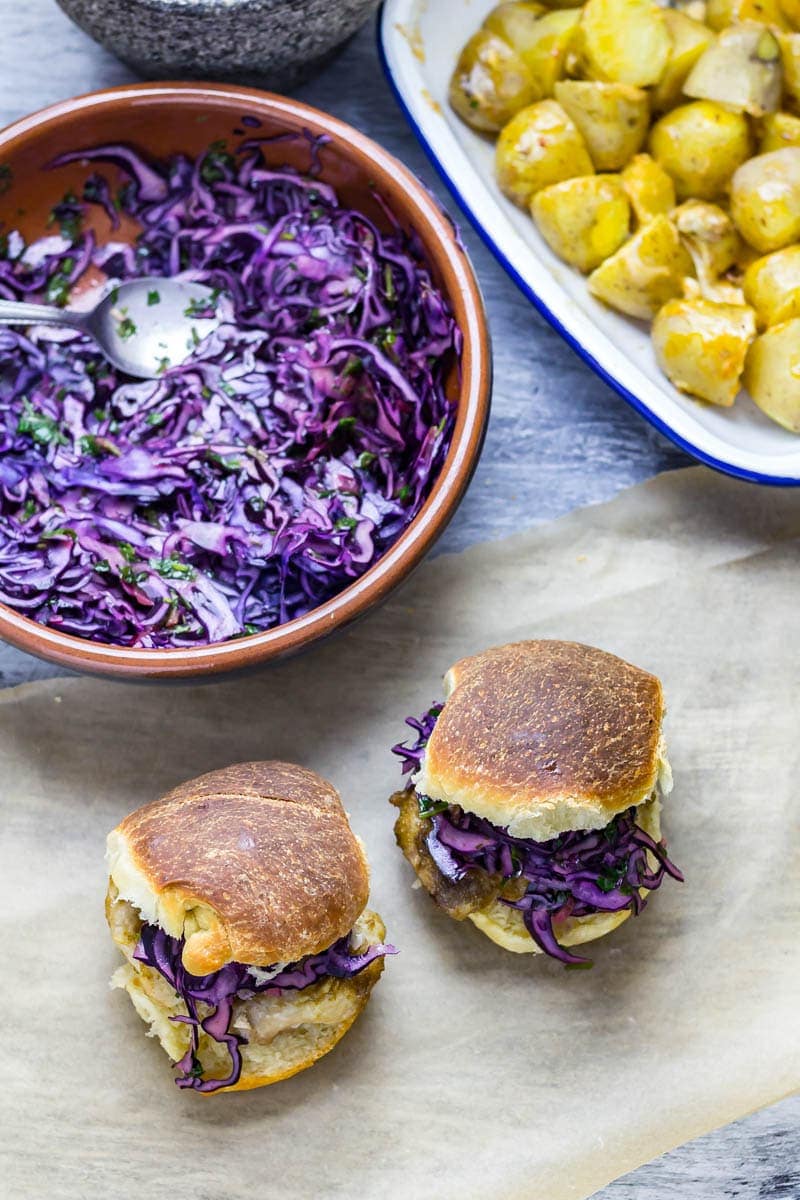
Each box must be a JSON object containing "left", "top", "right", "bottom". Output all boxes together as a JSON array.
[
  {"left": 495, "top": 100, "right": 594, "bottom": 206},
  {"left": 745, "top": 319, "right": 800, "bottom": 430},
  {"left": 483, "top": 2, "right": 547, "bottom": 53},
  {"left": 449, "top": 30, "right": 536, "bottom": 132},
  {"left": 744, "top": 245, "right": 800, "bottom": 325},
  {"left": 575, "top": 0, "right": 671, "bottom": 86},
  {"left": 672, "top": 201, "right": 742, "bottom": 301},
  {"left": 531, "top": 175, "right": 631, "bottom": 271},
  {"left": 760, "top": 112, "right": 800, "bottom": 151},
  {"left": 683, "top": 24, "right": 783, "bottom": 117},
  {"left": 553, "top": 81, "right": 649, "bottom": 170},
  {"left": 587, "top": 214, "right": 695, "bottom": 318},
  {"left": 780, "top": 34, "right": 800, "bottom": 111},
  {"left": 620, "top": 154, "right": 676, "bottom": 224},
  {"left": 649, "top": 102, "right": 753, "bottom": 200},
  {"left": 730, "top": 148, "right": 800, "bottom": 251},
  {"left": 778, "top": 0, "right": 800, "bottom": 24},
  {"left": 705, "top": 0, "right": 789, "bottom": 30},
  {"left": 652, "top": 298, "right": 756, "bottom": 405},
  {"left": 651, "top": 12, "right": 715, "bottom": 113},
  {"left": 522, "top": 10, "right": 582, "bottom": 96}
]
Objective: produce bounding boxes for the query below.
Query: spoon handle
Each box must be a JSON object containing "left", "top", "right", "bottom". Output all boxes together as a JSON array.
[{"left": 0, "top": 299, "right": 87, "bottom": 331}]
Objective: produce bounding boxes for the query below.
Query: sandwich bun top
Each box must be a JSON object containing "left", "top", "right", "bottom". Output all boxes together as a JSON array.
[
  {"left": 414, "top": 640, "right": 670, "bottom": 841},
  {"left": 106, "top": 761, "right": 369, "bottom": 975}
]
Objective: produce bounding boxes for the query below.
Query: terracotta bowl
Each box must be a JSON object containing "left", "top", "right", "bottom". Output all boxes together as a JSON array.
[{"left": 0, "top": 83, "right": 490, "bottom": 680}]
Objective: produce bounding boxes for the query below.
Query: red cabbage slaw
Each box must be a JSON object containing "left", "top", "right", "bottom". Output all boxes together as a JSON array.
[
  {"left": 0, "top": 132, "right": 459, "bottom": 646},
  {"left": 392, "top": 706, "right": 683, "bottom": 965},
  {"left": 134, "top": 921, "right": 396, "bottom": 1093}
]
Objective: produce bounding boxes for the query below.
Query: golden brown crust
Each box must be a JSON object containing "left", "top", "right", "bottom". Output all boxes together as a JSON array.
[
  {"left": 416, "top": 640, "right": 665, "bottom": 838},
  {"left": 110, "top": 762, "right": 369, "bottom": 971}
]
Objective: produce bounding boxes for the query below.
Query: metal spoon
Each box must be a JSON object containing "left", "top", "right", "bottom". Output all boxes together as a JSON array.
[{"left": 0, "top": 277, "right": 221, "bottom": 379}]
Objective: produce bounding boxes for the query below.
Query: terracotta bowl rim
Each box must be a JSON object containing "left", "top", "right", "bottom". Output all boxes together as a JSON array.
[{"left": 0, "top": 81, "right": 491, "bottom": 679}]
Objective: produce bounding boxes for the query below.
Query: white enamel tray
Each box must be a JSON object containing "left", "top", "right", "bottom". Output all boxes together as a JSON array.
[{"left": 378, "top": 0, "right": 800, "bottom": 483}]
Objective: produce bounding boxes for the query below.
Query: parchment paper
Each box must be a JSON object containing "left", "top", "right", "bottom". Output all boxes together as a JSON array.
[{"left": 1, "top": 467, "right": 799, "bottom": 1200}]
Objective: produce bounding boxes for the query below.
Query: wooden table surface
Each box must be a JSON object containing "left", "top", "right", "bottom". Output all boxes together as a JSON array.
[{"left": 1, "top": 3, "right": 797, "bottom": 1195}]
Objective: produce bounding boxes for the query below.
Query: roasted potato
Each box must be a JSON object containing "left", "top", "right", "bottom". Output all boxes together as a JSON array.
[
  {"left": 649, "top": 101, "right": 753, "bottom": 200},
  {"left": 553, "top": 80, "right": 649, "bottom": 169},
  {"left": 730, "top": 148, "right": 800, "bottom": 251},
  {"left": 449, "top": 30, "right": 537, "bottom": 132},
  {"left": 574, "top": 0, "right": 671, "bottom": 86},
  {"left": 620, "top": 154, "right": 677, "bottom": 223},
  {"left": 743, "top": 244, "right": 800, "bottom": 324},
  {"left": 531, "top": 174, "right": 631, "bottom": 270},
  {"left": 779, "top": 34, "right": 800, "bottom": 109},
  {"left": 522, "top": 10, "right": 582, "bottom": 96},
  {"left": 744, "top": 319, "right": 800, "bottom": 429},
  {"left": 759, "top": 111, "right": 800, "bottom": 151},
  {"left": 587, "top": 214, "right": 695, "bottom": 318},
  {"left": 483, "top": 2, "right": 548, "bottom": 53},
  {"left": 705, "top": 0, "right": 789, "bottom": 30},
  {"left": 651, "top": 12, "right": 715, "bottom": 114},
  {"left": 778, "top": 0, "right": 800, "bottom": 24},
  {"left": 672, "top": 200, "right": 743, "bottom": 301},
  {"left": 652, "top": 298, "right": 756, "bottom": 405},
  {"left": 683, "top": 23, "right": 782, "bottom": 117},
  {"left": 495, "top": 100, "right": 595, "bottom": 205}
]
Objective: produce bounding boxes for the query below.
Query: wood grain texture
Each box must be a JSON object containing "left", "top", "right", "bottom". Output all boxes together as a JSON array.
[{"left": 0, "top": 4, "right": 796, "bottom": 1195}]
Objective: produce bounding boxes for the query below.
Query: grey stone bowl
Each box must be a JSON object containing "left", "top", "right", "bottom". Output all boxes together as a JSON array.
[{"left": 56, "top": 0, "right": 380, "bottom": 90}]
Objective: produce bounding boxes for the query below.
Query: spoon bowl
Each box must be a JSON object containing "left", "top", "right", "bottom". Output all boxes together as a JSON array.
[{"left": 0, "top": 277, "right": 221, "bottom": 378}]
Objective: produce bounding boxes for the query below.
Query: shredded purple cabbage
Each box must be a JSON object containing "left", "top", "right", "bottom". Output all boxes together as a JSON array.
[
  {"left": 134, "top": 921, "right": 396, "bottom": 1093},
  {"left": 0, "top": 134, "right": 459, "bottom": 646},
  {"left": 392, "top": 706, "right": 683, "bottom": 965},
  {"left": 391, "top": 701, "right": 442, "bottom": 775}
]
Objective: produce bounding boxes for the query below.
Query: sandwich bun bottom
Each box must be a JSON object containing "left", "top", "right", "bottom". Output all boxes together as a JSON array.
[
  {"left": 108, "top": 895, "right": 387, "bottom": 1093},
  {"left": 467, "top": 794, "right": 662, "bottom": 954}
]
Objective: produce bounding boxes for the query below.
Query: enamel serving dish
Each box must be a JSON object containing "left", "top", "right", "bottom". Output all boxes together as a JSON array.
[{"left": 379, "top": 0, "right": 800, "bottom": 484}]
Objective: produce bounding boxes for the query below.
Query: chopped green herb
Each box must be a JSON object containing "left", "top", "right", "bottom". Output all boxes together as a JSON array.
[
  {"left": 118, "top": 542, "right": 137, "bottom": 563},
  {"left": 156, "top": 356, "right": 171, "bottom": 375},
  {"left": 145, "top": 410, "right": 165, "bottom": 427},
  {"left": 337, "top": 416, "right": 356, "bottom": 431},
  {"left": 417, "top": 794, "right": 449, "bottom": 819},
  {"left": 21, "top": 498, "right": 38, "bottom": 520},
  {"left": 151, "top": 554, "right": 196, "bottom": 581},
  {"left": 342, "top": 356, "right": 363, "bottom": 378},
  {"left": 94, "top": 559, "right": 111, "bottom": 574},
  {"left": 147, "top": 289, "right": 161, "bottom": 306},
  {"left": 279, "top": 229, "right": 296, "bottom": 241},
  {"left": 396, "top": 484, "right": 412, "bottom": 502},
  {"left": 383, "top": 263, "right": 396, "bottom": 301},
  {"left": 40, "top": 526, "right": 76, "bottom": 541},
  {"left": 335, "top": 515, "right": 358, "bottom": 531},
  {"left": 356, "top": 451, "right": 376, "bottom": 469},
  {"left": 17, "top": 400, "right": 67, "bottom": 447},
  {"left": 120, "top": 565, "right": 148, "bottom": 585},
  {"left": 200, "top": 140, "right": 235, "bottom": 184},
  {"left": 116, "top": 315, "right": 137, "bottom": 341}
]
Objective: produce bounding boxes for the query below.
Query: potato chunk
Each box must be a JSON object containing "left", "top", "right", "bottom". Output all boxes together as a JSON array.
[
  {"left": 760, "top": 112, "right": 800, "bottom": 152},
  {"left": 652, "top": 298, "right": 756, "bottom": 405},
  {"left": 495, "top": 100, "right": 594, "bottom": 206},
  {"left": 672, "top": 201, "right": 742, "bottom": 301},
  {"left": 483, "top": 2, "right": 548, "bottom": 53},
  {"left": 780, "top": 34, "right": 800, "bottom": 111},
  {"left": 730, "top": 148, "right": 800, "bottom": 251},
  {"left": 649, "top": 101, "right": 753, "bottom": 200},
  {"left": 652, "top": 12, "right": 715, "bottom": 114},
  {"left": 575, "top": 0, "right": 671, "bottom": 86},
  {"left": 744, "top": 319, "right": 800, "bottom": 430},
  {"left": 620, "top": 154, "right": 676, "bottom": 223},
  {"left": 683, "top": 23, "right": 783, "bottom": 118},
  {"left": 522, "top": 10, "right": 582, "bottom": 96},
  {"left": 449, "top": 30, "right": 537, "bottom": 132},
  {"left": 531, "top": 174, "right": 631, "bottom": 271},
  {"left": 587, "top": 214, "right": 695, "bottom": 318},
  {"left": 705, "top": 0, "right": 789, "bottom": 30},
  {"left": 743, "top": 245, "right": 800, "bottom": 325},
  {"left": 553, "top": 81, "right": 649, "bottom": 169}
]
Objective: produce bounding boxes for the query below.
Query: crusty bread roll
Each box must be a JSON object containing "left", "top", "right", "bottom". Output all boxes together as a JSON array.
[
  {"left": 415, "top": 640, "right": 670, "bottom": 841},
  {"left": 107, "top": 762, "right": 389, "bottom": 1093},
  {"left": 393, "top": 640, "right": 678, "bottom": 960}
]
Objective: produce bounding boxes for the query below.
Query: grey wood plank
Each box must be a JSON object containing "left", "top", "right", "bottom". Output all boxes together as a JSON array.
[{"left": 0, "top": 3, "right": 795, "bottom": 1195}]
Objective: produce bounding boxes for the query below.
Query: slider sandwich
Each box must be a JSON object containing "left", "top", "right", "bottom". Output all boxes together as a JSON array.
[
  {"left": 107, "top": 761, "right": 395, "bottom": 1093},
  {"left": 391, "top": 640, "right": 682, "bottom": 965}
]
